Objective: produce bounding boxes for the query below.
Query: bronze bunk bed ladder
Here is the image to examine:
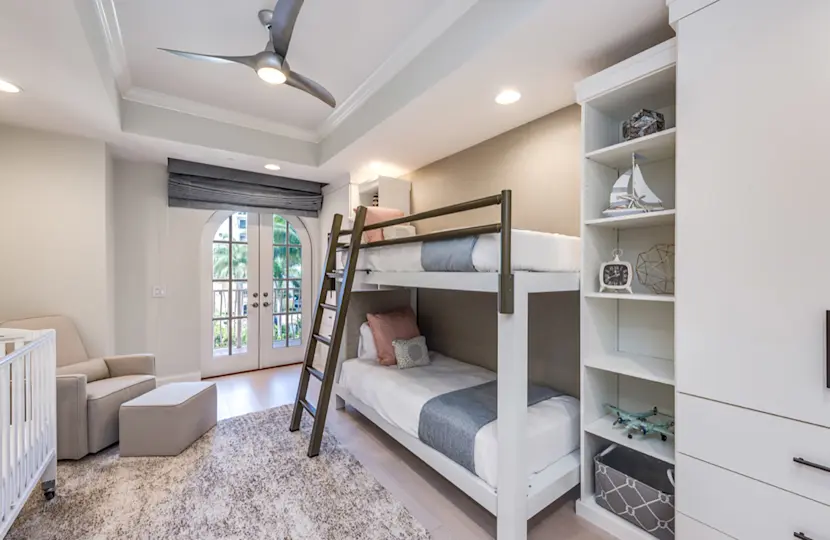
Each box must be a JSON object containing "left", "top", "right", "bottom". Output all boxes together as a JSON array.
[{"left": 289, "top": 206, "right": 367, "bottom": 458}]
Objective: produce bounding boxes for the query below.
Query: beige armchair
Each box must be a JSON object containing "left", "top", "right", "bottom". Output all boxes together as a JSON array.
[{"left": 1, "top": 316, "right": 156, "bottom": 460}]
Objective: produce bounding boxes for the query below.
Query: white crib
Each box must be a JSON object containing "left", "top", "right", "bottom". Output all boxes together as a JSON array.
[{"left": 0, "top": 328, "right": 57, "bottom": 538}]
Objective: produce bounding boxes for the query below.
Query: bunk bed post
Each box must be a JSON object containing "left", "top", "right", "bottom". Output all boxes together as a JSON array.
[
  {"left": 499, "top": 189, "right": 514, "bottom": 314},
  {"left": 497, "top": 277, "right": 529, "bottom": 539}
]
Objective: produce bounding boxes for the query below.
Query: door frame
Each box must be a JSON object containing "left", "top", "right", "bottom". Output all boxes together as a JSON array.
[{"left": 200, "top": 210, "right": 313, "bottom": 379}]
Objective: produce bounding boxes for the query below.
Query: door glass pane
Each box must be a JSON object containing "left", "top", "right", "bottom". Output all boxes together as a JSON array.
[
  {"left": 273, "top": 247, "right": 286, "bottom": 279},
  {"left": 288, "top": 289, "right": 301, "bottom": 313},
  {"left": 231, "top": 281, "right": 248, "bottom": 317},
  {"left": 288, "top": 314, "right": 302, "bottom": 346},
  {"left": 212, "top": 243, "right": 230, "bottom": 279},
  {"left": 231, "top": 318, "right": 247, "bottom": 354},
  {"left": 274, "top": 286, "right": 287, "bottom": 313},
  {"left": 273, "top": 215, "right": 287, "bottom": 244},
  {"left": 288, "top": 247, "right": 302, "bottom": 278},
  {"left": 290, "top": 279, "right": 301, "bottom": 290},
  {"left": 213, "top": 320, "right": 229, "bottom": 355},
  {"left": 231, "top": 244, "right": 248, "bottom": 278},
  {"left": 214, "top": 219, "right": 230, "bottom": 241},
  {"left": 231, "top": 213, "right": 248, "bottom": 242},
  {"left": 288, "top": 224, "right": 301, "bottom": 245},
  {"left": 272, "top": 315, "right": 287, "bottom": 348},
  {"left": 212, "top": 282, "right": 229, "bottom": 317}
]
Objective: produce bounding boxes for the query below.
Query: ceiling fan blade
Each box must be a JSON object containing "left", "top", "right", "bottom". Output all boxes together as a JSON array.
[
  {"left": 286, "top": 70, "right": 336, "bottom": 108},
  {"left": 159, "top": 48, "right": 256, "bottom": 69},
  {"left": 269, "top": 0, "right": 304, "bottom": 58}
]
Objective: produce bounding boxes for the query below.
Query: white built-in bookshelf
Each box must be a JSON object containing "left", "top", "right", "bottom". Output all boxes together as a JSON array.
[{"left": 575, "top": 38, "right": 678, "bottom": 539}]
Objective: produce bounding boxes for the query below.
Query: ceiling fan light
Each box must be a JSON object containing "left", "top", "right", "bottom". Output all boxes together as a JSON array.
[{"left": 257, "top": 67, "right": 287, "bottom": 85}]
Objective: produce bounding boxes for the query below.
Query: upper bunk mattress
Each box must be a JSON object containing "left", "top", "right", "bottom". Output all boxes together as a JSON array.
[
  {"left": 339, "top": 354, "right": 580, "bottom": 488},
  {"left": 339, "top": 229, "right": 580, "bottom": 273}
]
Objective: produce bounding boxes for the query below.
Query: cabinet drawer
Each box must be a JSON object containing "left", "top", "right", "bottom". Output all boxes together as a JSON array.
[
  {"left": 676, "top": 513, "right": 732, "bottom": 540},
  {"left": 678, "top": 393, "right": 830, "bottom": 506},
  {"left": 677, "top": 454, "right": 830, "bottom": 540}
]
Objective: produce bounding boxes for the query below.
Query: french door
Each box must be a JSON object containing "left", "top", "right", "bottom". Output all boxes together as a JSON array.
[{"left": 205, "top": 212, "right": 311, "bottom": 378}]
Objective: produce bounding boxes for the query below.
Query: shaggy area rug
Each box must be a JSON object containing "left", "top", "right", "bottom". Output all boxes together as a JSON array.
[{"left": 8, "top": 405, "right": 430, "bottom": 540}]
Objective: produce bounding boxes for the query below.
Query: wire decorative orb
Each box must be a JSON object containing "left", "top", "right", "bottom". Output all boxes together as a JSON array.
[{"left": 636, "top": 244, "right": 675, "bottom": 295}]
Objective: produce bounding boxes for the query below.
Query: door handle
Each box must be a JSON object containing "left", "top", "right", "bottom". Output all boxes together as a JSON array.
[
  {"left": 795, "top": 532, "right": 814, "bottom": 540},
  {"left": 252, "top": 292, "right": 258, "bottom": 298},
  {"left": 794, "top": 457, "right": 830, "bottom": 474},
  {"left": 263, "top": 302, "right": 271, "bottom": 308},
  {"left": 263, "top": 292, "right": 269, "bottom": 297},
  {"left": 251, "top": 302, "right": 259, "bottom": 308}
]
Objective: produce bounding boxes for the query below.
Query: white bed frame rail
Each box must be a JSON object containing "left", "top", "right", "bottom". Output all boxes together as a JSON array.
[{"left": 0, "top": 328, "right": 57, "bottom": 539}]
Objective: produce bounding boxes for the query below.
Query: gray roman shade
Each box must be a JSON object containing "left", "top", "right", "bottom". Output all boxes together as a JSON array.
[{"left": 168, "top": 159, "right": 323, "bottom": 217}]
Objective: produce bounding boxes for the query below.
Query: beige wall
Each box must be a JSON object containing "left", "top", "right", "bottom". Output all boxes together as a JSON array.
[
  {"left": 0, "top": 124, "right": 114, "bottom": 357},
  {"left": 406, "top": 105, "right": 582, "bottom": 395},
  {"left": 408, "top": 104, "right": 581, "bottom": 236}
]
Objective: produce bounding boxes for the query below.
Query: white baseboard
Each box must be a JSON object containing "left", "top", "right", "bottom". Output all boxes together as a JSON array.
[{"left": 156, "top": 371, "right": 202, "bottom": 385}]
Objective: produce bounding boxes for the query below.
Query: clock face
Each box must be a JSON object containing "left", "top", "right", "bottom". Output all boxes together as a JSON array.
[{"left": 603, "top": 264, "right": 630, "bottom": 286}]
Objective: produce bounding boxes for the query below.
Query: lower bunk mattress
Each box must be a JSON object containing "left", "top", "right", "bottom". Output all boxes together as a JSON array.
[{"left": 339, "top": 354, "right": 580, "bottom": 488}]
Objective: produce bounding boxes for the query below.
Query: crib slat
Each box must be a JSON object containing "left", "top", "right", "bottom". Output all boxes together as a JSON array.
[{"left": 1, "top": 363, "right": 9, "bottom": 523}]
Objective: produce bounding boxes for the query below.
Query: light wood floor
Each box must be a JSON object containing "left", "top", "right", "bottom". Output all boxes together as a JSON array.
[{"left": 209, "top": 365, "right": 612, "bottom": 540}]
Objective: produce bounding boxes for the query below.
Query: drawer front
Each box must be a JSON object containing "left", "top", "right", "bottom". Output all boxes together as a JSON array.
[
  {"left": 676, "top": 513, "right": 733, "bottom": 540},
  {"left": 677, "top": 454, "right": 830, "bottom": 540},
  {"left": 678, "top": 393, "right": 830, "bottom": 506}
]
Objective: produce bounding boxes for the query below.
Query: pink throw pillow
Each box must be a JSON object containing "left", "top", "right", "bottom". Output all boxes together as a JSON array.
[
  {"left": 366, "top": 307, "right": 420, "bottom": 366},
  {"left": 357, "top": 206, "right": 405, "bottom": 243}
]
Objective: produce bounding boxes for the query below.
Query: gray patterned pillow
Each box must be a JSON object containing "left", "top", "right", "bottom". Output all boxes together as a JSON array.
[{"left": 393, "top": 335, "right": 430, "bottom": 369}]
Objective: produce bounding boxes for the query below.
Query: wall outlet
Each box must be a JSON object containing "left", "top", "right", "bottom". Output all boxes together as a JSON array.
[{"left": 151, "top": 286, "right": 166, "bottom": 298}]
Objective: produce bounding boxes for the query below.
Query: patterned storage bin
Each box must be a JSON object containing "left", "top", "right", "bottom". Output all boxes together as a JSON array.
[{"left": 594, "top": 444, "right": 675, "bottom": 539}]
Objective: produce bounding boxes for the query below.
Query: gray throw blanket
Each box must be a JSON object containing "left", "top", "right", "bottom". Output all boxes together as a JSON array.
[
  {"left": 418, "top": 381, "right": 562, "bottom": 473},
  {"left": 421, "top": 236, "right": 478, "bottom": 271}
]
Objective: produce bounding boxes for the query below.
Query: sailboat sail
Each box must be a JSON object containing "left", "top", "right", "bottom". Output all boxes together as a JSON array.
[{"left": 602, "top": 160, "right": 664, "bottom": 217}]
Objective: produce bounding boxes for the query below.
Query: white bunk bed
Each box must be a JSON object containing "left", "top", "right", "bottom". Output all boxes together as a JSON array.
[{"left": 325, "top": 191, "right": 581, "bottom": 540}]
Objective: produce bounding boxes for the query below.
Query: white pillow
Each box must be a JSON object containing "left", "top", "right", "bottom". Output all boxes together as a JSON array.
[{"left": 357, "top": 322, "right": 378, "bottom": 360}]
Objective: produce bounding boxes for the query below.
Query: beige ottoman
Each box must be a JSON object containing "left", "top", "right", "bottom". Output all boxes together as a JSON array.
[{"left": 119, "top": 382, "right": 217, "bottom": 457}]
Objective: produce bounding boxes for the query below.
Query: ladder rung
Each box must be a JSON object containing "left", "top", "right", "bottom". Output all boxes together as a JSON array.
[
  {"left": 313, "top": 334, "right": 331, "bottom": 346},
  {"left": 320, "top": 303, "right": 337, "bottom": 311},
  {"left": 306, "top": 365, "right": 324, "bottom": 381},
  {"left": 326, "top": 272, "right": 343, "bottom": 279},
  {"left": 299, "top": 398, "right": 316, "bottom": 417}
]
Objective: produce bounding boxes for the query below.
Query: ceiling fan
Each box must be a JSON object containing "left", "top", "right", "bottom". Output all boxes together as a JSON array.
[{"left": 159, "top": 0, "right": 335, "bottom": 107}]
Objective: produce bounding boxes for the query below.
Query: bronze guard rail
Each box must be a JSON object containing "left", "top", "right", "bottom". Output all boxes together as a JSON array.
[{"left": 336, "top": 190, "right": 513, "bottom": 314}]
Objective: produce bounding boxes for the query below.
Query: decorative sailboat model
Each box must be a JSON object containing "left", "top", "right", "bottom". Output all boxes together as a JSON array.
[{"left": 602, "top": 153, "right": 664, "bottom": 217}]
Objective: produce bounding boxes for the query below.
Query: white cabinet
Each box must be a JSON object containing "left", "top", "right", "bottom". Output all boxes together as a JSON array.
[
  {"left": 675, "top": 0, "right": 830, "bottom": 428},
  {"left": 678, "top": 393, "right": 830, "bottom": 508},
  {"left": 677, "top": 455, "right": 830, "bottom": 540}
]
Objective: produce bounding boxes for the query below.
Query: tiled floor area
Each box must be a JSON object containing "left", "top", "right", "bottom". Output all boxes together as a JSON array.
[{"left": 209, "top": 365, "right": 612, "bottom": 540}]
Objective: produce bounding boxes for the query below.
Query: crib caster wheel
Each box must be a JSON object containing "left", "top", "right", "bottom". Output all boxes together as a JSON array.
[{"left": 44, "top": 489, "right": 56, "bottom": 501}]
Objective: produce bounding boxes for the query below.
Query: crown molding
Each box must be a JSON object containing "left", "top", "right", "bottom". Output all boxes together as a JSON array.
[
  {"left": 316, "top": 0, "right": 479, "bottom": 139},
  {"left": 123, "top": 87, "right": 320, "bottom": 142},
  {"left": 92, "top": 0, "right": 132, "bottom": 93}
]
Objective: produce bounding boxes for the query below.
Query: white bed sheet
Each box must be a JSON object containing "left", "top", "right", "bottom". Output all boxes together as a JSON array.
[
  {"left": 339, "top": 354, "right": 580, "bottom": 488},
  {"left": 338, "top": 230, "right": 581, "bottom": 273}
]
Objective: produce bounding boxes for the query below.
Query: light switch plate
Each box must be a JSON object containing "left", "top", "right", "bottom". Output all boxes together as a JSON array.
[{"left": 152, "top": 286, "right": 166, "bottom": 298}]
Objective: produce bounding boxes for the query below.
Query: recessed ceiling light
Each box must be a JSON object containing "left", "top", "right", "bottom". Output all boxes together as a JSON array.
[
  {"left": 495, "top": 89, "right": 521, "bottom": 105},
  {"left": 0, "top": 79, "right": 21, "bottom": 94},
  {"left": 264, "top": 164, "right": 281, "bottom": 171}
]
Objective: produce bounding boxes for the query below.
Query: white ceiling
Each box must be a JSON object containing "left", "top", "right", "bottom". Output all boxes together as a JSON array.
[
  {"left": 117, "top": 0, "right": 446, "bottom": 132},
  {"left": 0, "top": 0, "right": 673, "bottom": 187}
]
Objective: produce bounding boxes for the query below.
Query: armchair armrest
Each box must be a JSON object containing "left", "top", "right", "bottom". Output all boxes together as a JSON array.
[
  {"left": 103, "top": 354, "right": 156, "bottom": 377},
  {"left": 56, "top": 374, "right": 89, "bottom": 460}
]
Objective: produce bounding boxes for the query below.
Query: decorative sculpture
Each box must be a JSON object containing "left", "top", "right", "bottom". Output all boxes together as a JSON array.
[{"left": 636, "top": 244, "right": 675, "bottom": 295}]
